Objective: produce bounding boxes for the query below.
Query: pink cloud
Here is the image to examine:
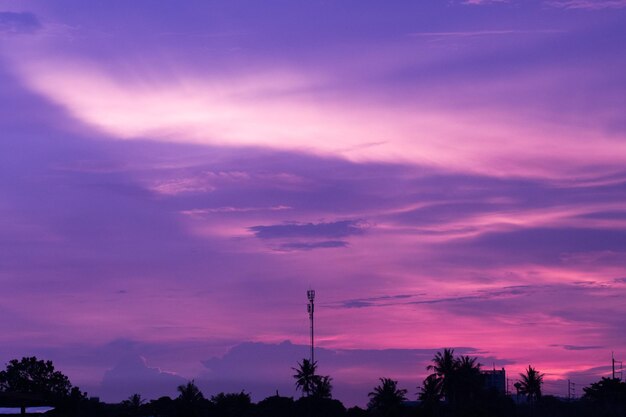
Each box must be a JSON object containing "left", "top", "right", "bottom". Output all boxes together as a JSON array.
[{"left": 2, "top": 51, "right": 622, "bottom": 180}]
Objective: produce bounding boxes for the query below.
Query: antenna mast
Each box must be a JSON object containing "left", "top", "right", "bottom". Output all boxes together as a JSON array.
[
  {"left": 307, "top": 289, "right": 315, "bottom": 364},
  {"left": 613, "top": 352, "right": 623, "bottom": 381}
]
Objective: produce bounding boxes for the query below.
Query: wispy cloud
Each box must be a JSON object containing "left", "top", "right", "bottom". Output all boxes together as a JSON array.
[
  {"left": 549, "top": 344, "right": 604, "bottom": 350},
  {"left": 0, "top": 12, "right": 41, "bottom": 35},
  {"left": 181, "top": 205, "right": 291, "bottom": 216},
  {"left": 461, "top": 0, "right": 509, "bottom": 5},
  {"left": 546, "top": 0, "right": 626, "bottom": 9},
  {"left": 148, "top": 177, "right": 216, "bottom": 195},
  {"left": 333, "top": 286, "right": 535, "bottom": 310},
  {"left": 409, "top": 29, "right": 564, "bottom": 37},
  {"left": 9, "top": 52, "right": 626, "bottom": 179},
  {"left": 249, "top": 220, "right": 368, "bottom": 239},
  {"left": 278, "top": 240, "right": 349, "bottom": 251}
]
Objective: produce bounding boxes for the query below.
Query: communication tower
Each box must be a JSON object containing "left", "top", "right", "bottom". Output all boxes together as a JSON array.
[{"left": 307, "top": 289, "right": 315, "bottom": 363}]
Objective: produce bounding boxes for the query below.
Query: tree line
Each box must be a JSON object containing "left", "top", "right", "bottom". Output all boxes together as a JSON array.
[{"left": 0, "top": 352, "right": 625, "bottom": 416}]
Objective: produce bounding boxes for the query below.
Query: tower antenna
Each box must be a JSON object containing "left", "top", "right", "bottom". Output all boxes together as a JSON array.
[
  {"left": 613, "top": 352, "right": 623, "bottom": 381},
  {"left": 307, "top": 289, "right": 315, "bottom": 364}
]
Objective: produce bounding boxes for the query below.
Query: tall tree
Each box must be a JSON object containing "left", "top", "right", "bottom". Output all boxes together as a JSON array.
[
  {"left": 292, "top": 359, "right": 317, "bottom": 397},
  {"left": 423, "top": 350, "right": 485, "bottom": 407},
  {"left": 426, "top": 348, "right": 457, "bottom": 402},
  {"left": 312, "top": 375, "right": 333, "bottom": 399},
  {"left": 177, "top": 380, "right": 204, "bottom": 404},
  {"left": 419, "top": 373, "right": 443, "bottom": 404},
  {"left": 367, "top": 378, "right": 407, "bottom": 415},
  {"left": 176, "top": 380, "right": 205, "bottom": 417},
  {"left": 517, "top": 365, "right": 544, "bottom": 405},
  {"left": 454, "top": 355, "right": 483, "bottom": 403}
]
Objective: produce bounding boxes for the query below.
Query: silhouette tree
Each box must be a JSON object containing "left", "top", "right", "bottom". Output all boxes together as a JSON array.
[
  {"left": 311, "top": 375, "right": 333, "bottom": 399},
  {"left": 210, "top": 391, "right": 252, "bottom": 417},
  {"left": 427, "top": 348, "right": 457, "bottom": 402},
  {"left": 453, "top": 355, "right": 483, "bottom": 403},
  {"left": 122, "top": 393, "right": 145, "bottom": 416},
  {"left": 0, "top": 357, "right": 72, "bottom": 398},
  {"left": 177, "top": 380, "right": 204, "bottom": 403},
  {"left": 367, "top": 377, "right": 407, "bottom": 415},
  {"left": 293, "top": 359, "right": 317, "bottom": 397},
  {"left": 456, "top": 355, "right": 480, "bottom": 372},
  {"left": 0, "top": 357, "right": 85, "bottom": 415},
  {"left": 582, "top": 376, "right": 626, "bottom": 417},
  {"left": 145, "top": 396, "right": 175, "bottom": 417},
  {"left": 517, "top": 365, "right": 544, "bottom": 405},
  {"left": 176, "top": 380, "right": 205, "bottom": 417},
  {"left": 256, "top": 394, "right": 295, "bottom": 417},
  {"left": 422, "top": 349, "right": 487, "bottom": 413},
  {"left": 419, "top": 373, "right": 443, "bottom": 404}
]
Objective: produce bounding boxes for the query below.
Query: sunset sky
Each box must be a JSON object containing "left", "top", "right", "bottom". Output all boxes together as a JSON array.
[{"left": 1, "top": 0, "right": 625, "bottom": 407}]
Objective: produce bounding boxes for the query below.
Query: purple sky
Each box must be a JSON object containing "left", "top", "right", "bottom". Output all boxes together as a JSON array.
[{"left": 1, "top": 0, "right": 625, "bottom": 407}]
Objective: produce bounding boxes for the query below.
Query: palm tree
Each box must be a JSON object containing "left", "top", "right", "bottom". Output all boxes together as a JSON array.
[
  {"left": 427, "top": 348, "right": 457, "bottom": 378},
  {"left": 292, "top": 359, "right": 317, "bottom": 397},
  {"left": 419, "top": 373, "right": 443, "bottom": 404},
  {"left": 177, "top": 380, "right": 204, "bottom": 403},
  {"left": 426, "top": 348, "right": 457, "bottom": 402},
  {"left": 517, "top": 365, "right": 544, "bottom": 404},
  {"left": 454, "top": 355, "right": 483, "bottom": 402},
  {"left": 312, "top": 375, "right": 333, "bottom": 399},
  {"left": 456, "top": 355, "right": 480, "bottom": 372},
  {"left": 122, "top": 393, "right": 145, "bottom": 416},
  {"left": 176, "top": 380, "right": 205, "bottom": 416},
  {"left": 367, "top": 377, "right": 408, "bottom": 414}
]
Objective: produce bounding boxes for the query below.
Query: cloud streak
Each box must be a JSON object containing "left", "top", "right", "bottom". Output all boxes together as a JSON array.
[
  {"left": 250, "top": 220, "right": 367, "bottom": 239},
  {"left": 0, "top": 11, "right": 41, "bottom": 34},
  {"left": 546, "top": 0, "right": 626, "bottom": 9}
]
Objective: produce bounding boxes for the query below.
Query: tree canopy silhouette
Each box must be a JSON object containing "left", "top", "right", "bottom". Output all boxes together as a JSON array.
[
  {"left": 422, "top": 349, "right": 483, "bottom": 406},
  {"left": 419, "top": 373, "right": 443, "bottom": 404},
  {"left": 517, "top": 365, "right": 544, "bottom": 404},
  {"left": 582, "top": 376, "right": 626, "bottom": 411},
  {"left": 176, "top": 380, "right": 205, "bottom": 417},
  {"left": 293, "top": 359, "right": 317, "bottom": 397},
  {"left": 210, "top": 391, "right": 252, "bottom": 417},
  {"left": 0, "top": 357, "right": 71, "bottom": 399},
  {"left": 0, "top": 356, "right": 86, "bottom": 416},
  {"left": 121, "top": 393, "right": 145, "bottom": 416},
  {"left": 367, "top": 377, "right": 407, "bottom": 415},
  {"left": 177, "top": 380, "right": 204, "bottom": 404},
  {"left": 426, "top": 348, "right": 458, "bottom": 402},
  {"left": 312, "top": 375, "right": 333, "bottom": 399}
]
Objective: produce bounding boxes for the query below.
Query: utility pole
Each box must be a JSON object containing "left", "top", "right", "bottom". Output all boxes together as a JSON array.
[
  {"left": 568, "top": 380, "right": 576, "bottom": 400},
  {"left": 307, "top": 289, "right": 315, "bottom": 364},
  {"left": 613, "top": 352, "right": 623, "bottom": 381}
]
